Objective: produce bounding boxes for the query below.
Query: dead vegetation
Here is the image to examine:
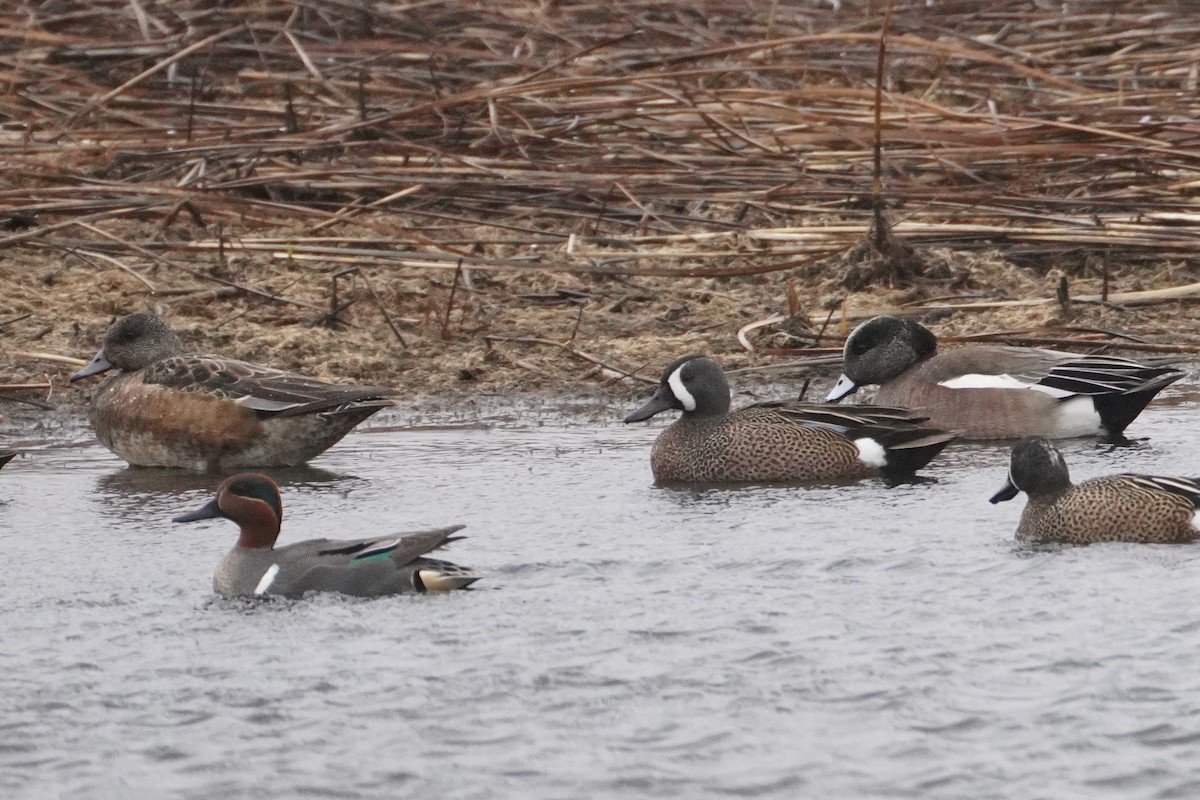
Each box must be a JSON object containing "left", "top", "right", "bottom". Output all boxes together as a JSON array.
[{"left": 3, "top": 0, "right": 1200, "bottom": 408}]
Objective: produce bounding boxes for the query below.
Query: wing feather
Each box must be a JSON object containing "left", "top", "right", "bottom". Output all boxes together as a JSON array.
[{"left": 141, "top": 355, "right": 396, "bottom": 416}]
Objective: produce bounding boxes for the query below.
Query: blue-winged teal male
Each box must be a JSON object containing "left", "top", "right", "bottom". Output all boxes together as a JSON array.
[
  {"left": 70, "top": 313, "right": 396, "bottom": 470},
  {"left": 827, "top": 315, "right": 1182, "bottom": 439},
  {"left": 174, "top": 473, "right": 479, "bottom": 598},
  {"left": 991, "top": 436, "right": 1200, "bottom": 543},
  {"left": 624, "top": 354, "right": 957, "bottom": 484}
]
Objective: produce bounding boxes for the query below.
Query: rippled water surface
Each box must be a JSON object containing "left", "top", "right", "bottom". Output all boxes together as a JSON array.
[{"left": 6, "top": 389, "right": 1200, "bottom": 799}]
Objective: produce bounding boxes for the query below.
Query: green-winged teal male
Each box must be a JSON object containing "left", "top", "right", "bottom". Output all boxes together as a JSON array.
[
  {"left": 173, "top": 473, "right": 479, "bottom": 598},
  {"left": 624, "top": 354, "right": 957, "bottom": 484},
  {"left": 827, "top": 315, "right": 1182, "bottom": 439},
  {"left": 991, "top": 436, "right": 1200, "bottom": 543},
  {"left": 69, "top": 313, "right": 396, "bottom": 470}
]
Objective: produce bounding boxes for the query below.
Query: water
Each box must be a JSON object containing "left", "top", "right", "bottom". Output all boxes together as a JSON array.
[{"left": 5, "top": 390, "right": 1200, "bottom": 799}]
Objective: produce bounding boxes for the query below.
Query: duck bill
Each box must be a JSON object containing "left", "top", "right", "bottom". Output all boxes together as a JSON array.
[
  {"left": 989, "top": 479, "right": 1020, "bottom": 504},
  {"left": 172, "top": 497, "right": 224, "bottom": 524},
  {"left": 825, "top": 373, "right": 859, "bottom": 402},
  {"left": 623, "top": 387, "right": 676, "bottom": 423},
  {"left": 69, "top": 348, "right": 113, "bottom": 382}
]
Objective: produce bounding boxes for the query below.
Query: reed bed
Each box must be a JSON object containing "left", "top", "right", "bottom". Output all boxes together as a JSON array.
[{"left": 3, "top": 0, "right": 1200, "bottom": 397}]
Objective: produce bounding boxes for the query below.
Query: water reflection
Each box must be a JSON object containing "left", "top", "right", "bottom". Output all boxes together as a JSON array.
[
  {"left": 7, "top": 396, "right": 1200, "bottom": 800},
  {"left": 91, "top": 465, "right": 366, "bottom": 524}
]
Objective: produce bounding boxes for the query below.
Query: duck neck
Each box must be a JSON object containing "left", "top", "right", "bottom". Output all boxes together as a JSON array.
[
  {"left": 685, "top": 390, "right": 731, "bottom": 420},
  {"left": 233, "top": 506, "right": 281, "bottom": 550},
  {"left": 681, "top": 405, "right": 727, "bottom": 423},
  {"left": 1029, "top": 482, "right": 1072, "bottom": 506}
]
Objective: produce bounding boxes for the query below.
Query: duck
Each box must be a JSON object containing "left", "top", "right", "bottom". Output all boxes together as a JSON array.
[
  {"left": 826, "top": 315, "right": 1182, "bottom": 439},
  {"left": 69, "top": 312, "right": 397, "bottom": 470},
  {"left": 0, "top": 451, "right": 15, "bottom": 470},
  {"left": 173, "top": 472, "right": 479, "bottom": 598},
  {"left": 990, "top": 436, "right": 1200, "bottom": 543},
  {"left": 623, "top": 354, "right": 957, "bottom": 484}
]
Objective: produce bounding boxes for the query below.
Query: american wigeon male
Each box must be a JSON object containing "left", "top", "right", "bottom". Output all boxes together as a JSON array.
[
  {"left": 991, "top": 436, "right": 1200, "bottom": 544},
  {"left": 827, "top": 315, "right": 1182, "bottom": 439},
  {"left": 174, "top": 472, "right": 479, "bottom": 598},
  {"left": 70, "top": 313, "right": 396, "bottom": 470},
  {"left": 624, "top": 354, "right": 957, "bottom": 484}
]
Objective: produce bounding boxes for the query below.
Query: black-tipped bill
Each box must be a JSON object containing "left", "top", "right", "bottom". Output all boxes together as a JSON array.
[
  {"left": 989, "top": 479, "right": 1020, "bottom": 504},
  {"left": 623, "top": 387, "right": 676, "bottom": 423},
  {"left": 825, "top": 373, "right": 859, "bottom": 402},
  {"left": 69, "top": 348, "right": 113, "bottom": 382},
  {"left": 172, "top": 497, "right": 224, "bottom": 524}
]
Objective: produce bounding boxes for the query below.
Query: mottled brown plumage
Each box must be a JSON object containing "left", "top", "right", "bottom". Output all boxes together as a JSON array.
[
  {"left": 70, "top": 313, "right": 396, "bottom": 471},
  {"left": 991, "top": 436, "right": 1200, "bottom": 544},
  {"left": 625, "top": 354, "right": 956, "bottom": 485}
]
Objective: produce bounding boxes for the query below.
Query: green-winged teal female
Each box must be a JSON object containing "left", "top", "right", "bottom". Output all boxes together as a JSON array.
[
  {"left": 624, "top": 354, "right": 957, "bottom": 484},
  {"left": 70, "top": 313, "right": 396, "bottom": 470},
  {"left": 173, "top": 472, "right": 479, "bottom": 598},
  {"left": 827, "top": 315, "right": 1182, "bottom": 439},
  {"left": 991, "top": 436, "right": 1200, "bottom": 543}
]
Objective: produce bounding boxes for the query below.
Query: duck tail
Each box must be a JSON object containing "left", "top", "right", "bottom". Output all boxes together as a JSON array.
[
  {"left": 1091, "top": 369, "right": 1183, "bottom": 436},
  {"left": 416, "top": 560, "right": 481, "bottom": 591},
  {"left": 877, "top": 429, "right": 959, "bottom": 480}
]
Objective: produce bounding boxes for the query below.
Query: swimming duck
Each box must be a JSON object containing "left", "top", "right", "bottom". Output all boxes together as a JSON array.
[
  {"left": 624, "top": 354, "right": 957, "bottom": 484},
  {"left": 826, "top": 315, "right": 1182, "bottom": 439},
  {"left": 69, "top": 313, "right": 396, "bottom": 470},
  {"left": 173, "top": 472, "right": 479, "bottom": 598},
  {"left": 991, "top": 436, "right": 1200, "bottom": 543}
]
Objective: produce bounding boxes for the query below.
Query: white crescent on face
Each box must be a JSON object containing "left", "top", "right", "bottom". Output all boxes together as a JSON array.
[{"left": 667, "top": 365, "right": 697, "bottom": 411}]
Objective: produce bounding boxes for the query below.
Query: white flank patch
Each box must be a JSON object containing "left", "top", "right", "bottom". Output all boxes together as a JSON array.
[
  {"left": 854, "top": 437, "right": 887, "bottom": 468},
  {"left": 826, "top": 373, "right": 857, "bottom": 401},
  {"left": 939, "top": 372, "right": 1031, "bottom": 391},
  {"left": 1027, "top": 384, "right": 1073, "bottom": 399},
  {"left": 254, "top": 564, "right": 281, "bottom": 596},
  {"left": 667, "top": 365, "right": 696, "bottom": 411},
  {"left": 1191, "top": 511, "right": 1200, "bottom": 534},
  {"left": 1050, "top": 396, "right": 1102, "bottom": 438},
  {"left": 938, "top": 372, "right": 1073, "bottom": 398}
]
